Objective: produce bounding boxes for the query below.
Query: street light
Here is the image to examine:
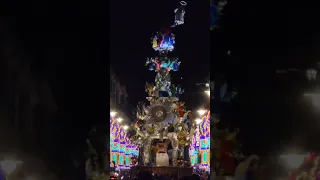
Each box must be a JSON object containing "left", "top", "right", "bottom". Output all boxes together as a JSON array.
[
  {"left": 0, "top": 159, "right": 22, "bottom": 175},
  {"left": 123, "top": 125, "right": 129, "bottom": 130},
  {"left": 205, "top": 90, "right": 210, "bottom": 96},
  {"left": 116, "top": 117, "right": 123, "bottom": 123},
  {"left": 197, "top": 109, "right": 206, "bottom": 116},
  {"left": 110, "top": 111, "right": 117, "bottom": 117},
  {"left": 195, "top": 118, "right": 202, "bottom": 125}
]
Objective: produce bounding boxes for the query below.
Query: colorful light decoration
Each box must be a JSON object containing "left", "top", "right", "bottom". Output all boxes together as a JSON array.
[
  {"left": 110, "top": 115, "right": 120, "bottom": 167},
  {"left": 125, "top": 138, "right": 131, "bottom": 169},
  {"left": 199, "top": 111, "right": 210, "bottom": 170},
  {"left": 110, "top": 114, "right": 139, "bottom": 169},
  {"left": 119, "top": 128, "right": 126, "bottom": 168},
  {"left": 189, "top": 110, "right": 210, "bottom": 170},
  {"left": 189, "top": 147, "right": 195, "bottom": 166},
  {"left": 189, "top": 134, "right": 197, "bottom": 166},
  {"left": 134, "top": 145, "right": 139, "bottom": 157}
]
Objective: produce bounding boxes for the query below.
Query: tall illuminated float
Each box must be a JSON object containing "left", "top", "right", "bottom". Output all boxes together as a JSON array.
[{"left": 128, "top": 1, "right": 205, "bottom": 167}]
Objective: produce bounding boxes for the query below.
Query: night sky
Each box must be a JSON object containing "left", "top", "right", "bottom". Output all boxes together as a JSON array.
[
  {"left": 5, "top": 2, "right": 110, "bottom": 178},
  {"left": 110, "top": 0, "right": 210, "bottom": 111}
]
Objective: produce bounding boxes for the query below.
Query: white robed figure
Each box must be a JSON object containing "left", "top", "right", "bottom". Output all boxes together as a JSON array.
[
  {"left": 173, "top": 1, "right": 187, "bottom": 26},
  {"left": 156, "top": 143, "right": 170, "bottom": 166}
]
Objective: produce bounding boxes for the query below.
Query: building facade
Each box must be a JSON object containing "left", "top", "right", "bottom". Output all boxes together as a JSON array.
[
  {"left": 110, "top": 68, "right": 128, "bottom": 106},
  {"left": 105, "top": 68, "right": 131, "bottom": 172},
  {"left": 0, "top": 19, "right": 57, "bottom": 151},
  {"left": 110, "top": 68, "right": 131, "bottom": 123},
  {"left": 0, "top": 18, "right": 59, "bottom": 178}
]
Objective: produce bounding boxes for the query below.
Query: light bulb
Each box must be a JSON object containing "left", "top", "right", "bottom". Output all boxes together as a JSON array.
[
  {"left": 205, "top": 90, "right": 210, "bottom": 96},
  {"left": 195, "top": 118, "right": 202, "bottom": 124},
  {"left": 197, "top": 110, "right": 206, "bottom": 116},
  {"left": 110, "top": 111, "right": 117, "bottom": 117},
  {"left": 116, "top": 118, "right": 123, "bottom": 123}
]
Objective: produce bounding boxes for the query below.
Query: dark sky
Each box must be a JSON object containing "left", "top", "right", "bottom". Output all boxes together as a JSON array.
[
  {"left": 110, "top": 0, "right": 210, "bottom": 110},
  {"left": 5, "top": 3, "right": 110, "bottom": 178},
  {"left": 214, "top": 2, "right": 320, "bottom": 154}
]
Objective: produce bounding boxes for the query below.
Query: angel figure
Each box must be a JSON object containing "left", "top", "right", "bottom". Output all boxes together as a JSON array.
[
  {"left": 145, "top": 82, "right": 155, "bottom": 96},
  {"left": 173, "top": 1, "right": 187, "bottom": 26},
  {"left": 136, "top": 102, "right": 147, "bottom": 120}
]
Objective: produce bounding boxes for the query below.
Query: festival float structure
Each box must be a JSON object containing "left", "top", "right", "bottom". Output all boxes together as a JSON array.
[{"left": 126, "top": 1, "right": 209, "bottom": 171}]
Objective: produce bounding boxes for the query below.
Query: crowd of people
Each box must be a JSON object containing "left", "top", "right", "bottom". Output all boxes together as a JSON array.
[
  {"left": 117, "top": 153, "right": 303, "bottom": 180},
  {"left": 122, "top": 155, "right": 259, "bottom": 180},
  {"left": 129, "top": 171, "right": 207, "bottom": 180}
]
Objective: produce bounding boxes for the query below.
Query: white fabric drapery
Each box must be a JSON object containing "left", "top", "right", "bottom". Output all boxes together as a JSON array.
[{"left": 156, "top": 152, "right": 169, "bottom": 166}]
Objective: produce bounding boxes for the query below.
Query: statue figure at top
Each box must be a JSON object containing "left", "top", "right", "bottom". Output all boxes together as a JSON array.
[{"left": 173, "top": 1, "right": 187, "bottom": 26}]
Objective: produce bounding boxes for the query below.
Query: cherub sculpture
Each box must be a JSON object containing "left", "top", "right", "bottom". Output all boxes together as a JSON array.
[
  {"left": 136, "top": 102, "right": 148, "bottom": 120},
  {"left": 145, "top": 82, "right": 156, "bottom": 97}
]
